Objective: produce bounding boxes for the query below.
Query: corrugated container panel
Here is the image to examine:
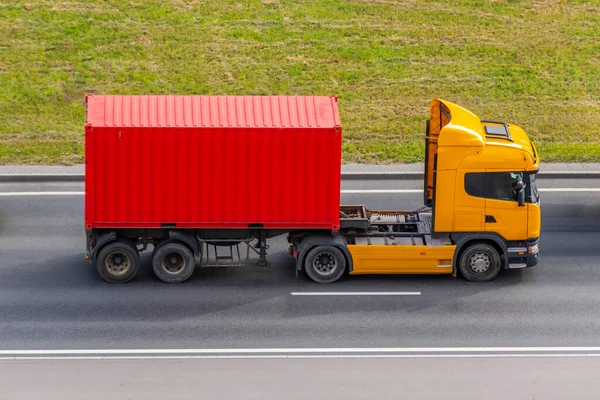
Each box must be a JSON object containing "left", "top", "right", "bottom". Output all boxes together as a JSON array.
[
  {"left": 85, "top": 94, "right": 342, "bottom": 231},
  {"left": 86, "top": 95, "right": 340, "bottom": 129}
]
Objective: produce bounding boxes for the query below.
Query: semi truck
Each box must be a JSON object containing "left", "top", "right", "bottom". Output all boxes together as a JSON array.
[{"left": 84, "top": 95, "right": 540, "bottom": 284}]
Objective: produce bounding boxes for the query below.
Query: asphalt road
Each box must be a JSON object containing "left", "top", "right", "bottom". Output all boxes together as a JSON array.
[
  {"left": 1, "top": 177, "right": 600, "bottom": 398},
  {"left": 1, "top": 177, "right": 599, "bottom": 350}
]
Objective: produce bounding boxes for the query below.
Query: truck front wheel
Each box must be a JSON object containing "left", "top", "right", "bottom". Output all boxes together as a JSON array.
[
  {"left": 459, "top": 243, "right": 502, "bottom": 282},
  {"left": 304, "top": 245, "right": 346, "bottom": 284},
  {"left": 152, "top": 241, "right": 195, "bottom": 283},
  {"left": 96, "top": 240, "right": 140, "bottom": 283}
]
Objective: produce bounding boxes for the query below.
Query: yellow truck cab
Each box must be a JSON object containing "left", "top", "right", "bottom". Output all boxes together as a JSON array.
[{"left": 329, "top": 99, "right": 540, "bottom": 283}]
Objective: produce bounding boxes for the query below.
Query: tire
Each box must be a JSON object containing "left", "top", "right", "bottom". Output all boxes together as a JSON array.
[
  {"left": 303, "top": 245, "right": 347, "bottom": 284},
  {"left": 96, "top": 240, "right": 140, "bottom": 284},
  {"left": 152, "top": 241, "right": 195, "bottom": 283},
  {"left": 459, "top": 243, "right": 502, "bottom": 282}
]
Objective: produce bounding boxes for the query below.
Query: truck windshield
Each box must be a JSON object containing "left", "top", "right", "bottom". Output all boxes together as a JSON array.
[{"left": 528, "top": 173, "right": 539, "bottom": 204}]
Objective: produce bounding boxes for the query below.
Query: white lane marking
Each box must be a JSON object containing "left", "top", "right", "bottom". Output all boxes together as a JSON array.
[
  {"left": 0, "top": 191, "right": 84, "bottom": 196},
  {"left": 290, "top": 292, "right": 421, "bottom": 296},
  {"left": 538, "top": 188, "right": 600, "bottom": 192},
  {"left": 2, "top": 354, "right": 600, "bottom": 360},
  {"left": 341, "top": 189, "right": 421, "bottom": 194},
  {"left": 1, "top": 188, "right": 600, "bottom": 197},
  {"left": 340, "top": 188, "right": 600, "bottom": 194},
  {"left": 1, "top": 347, "right": 600, "bottom": 356}
]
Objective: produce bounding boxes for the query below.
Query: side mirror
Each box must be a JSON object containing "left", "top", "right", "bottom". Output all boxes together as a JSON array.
[{"left": 516, "top": 179, "right": 525, "bottom": 207}]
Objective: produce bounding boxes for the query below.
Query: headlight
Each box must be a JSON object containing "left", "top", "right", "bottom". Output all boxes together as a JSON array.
[{"left": 528, "top": 244, "right": 539, "bottom": 254}]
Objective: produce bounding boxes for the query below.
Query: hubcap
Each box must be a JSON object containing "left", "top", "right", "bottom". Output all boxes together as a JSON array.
[
  {"left": 469, "top": 252, "right": 491, "bottom": 273},
  {"left": 312, "top": 252, "right": 337, "bottom": 277},
  {"left": 162, "top": 252, "right": 185, "bottom": 274},
  {"left": 106, "top": 252, "right": 131, "bottom": 276}
]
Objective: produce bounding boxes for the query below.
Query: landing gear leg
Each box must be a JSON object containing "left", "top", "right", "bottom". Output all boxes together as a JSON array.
[{"left": 257, "top": 231, "right": 269, "bottom": 267}]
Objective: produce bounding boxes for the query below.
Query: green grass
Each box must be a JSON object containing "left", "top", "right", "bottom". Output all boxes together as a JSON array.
[{"left": 1, "top": 0, "right": 600, "bottom": 164}]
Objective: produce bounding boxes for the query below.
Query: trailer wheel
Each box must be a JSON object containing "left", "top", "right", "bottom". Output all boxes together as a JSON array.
[
  {"left": 304, "top": 245, "right": 346, "bottom": 284},
  {"left": 96, "top": 240, "right": 140, "bottom": 284},
  {"left": 152, "top": 241, "right": 195, "bottom": 283},
  {"left": 459, "top": 243, "right": 502, "bottom": 282}
]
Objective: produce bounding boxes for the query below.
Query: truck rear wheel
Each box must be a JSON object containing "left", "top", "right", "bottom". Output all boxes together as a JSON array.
[
  {"left": 304, "top": 245, "right": 346, "bottom": 284},
  {"left": 459, "top": 243, "right": 502, "bottom": 282},
  {"left": 96, "top": 240, "right": 140, "bottom": 284},
  {"left": 152, "top": 241, "right": 195, "bottom": 283}
]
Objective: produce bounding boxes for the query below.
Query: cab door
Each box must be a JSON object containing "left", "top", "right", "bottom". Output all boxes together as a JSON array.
[
  {"left": 454, "top": 170, "right": 485, "bottom": 232},
  {"left": 483, "top": 171, "right": 528, "bottom": 241}
]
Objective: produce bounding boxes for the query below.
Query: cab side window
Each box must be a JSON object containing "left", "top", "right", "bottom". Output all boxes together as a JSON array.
[{"left": 465, "top": 172, "right": 523, "bottom": 202}]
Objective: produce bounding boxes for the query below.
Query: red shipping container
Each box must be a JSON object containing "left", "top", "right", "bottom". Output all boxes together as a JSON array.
[{"left": 85, "top": 95, "right": 342, "bottom": 231}]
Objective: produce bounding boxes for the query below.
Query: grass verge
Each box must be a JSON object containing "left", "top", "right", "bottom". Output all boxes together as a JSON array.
[{"left": 1, "top": 0, "right": 600, "bottom": 164}]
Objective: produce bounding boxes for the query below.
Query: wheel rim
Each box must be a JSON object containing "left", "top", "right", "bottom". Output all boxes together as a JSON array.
[
  {"left": 469, "top": 252, "right": 491, "bottom": 274},
  {"left": 162, "top": 252, "right": 185, "bottom": 274},
  {"left": 106, "top": 252, "right": 131, "bottom": 276},
  {"left": 312, "top": 252, "right": 338, "bottom": 277}
]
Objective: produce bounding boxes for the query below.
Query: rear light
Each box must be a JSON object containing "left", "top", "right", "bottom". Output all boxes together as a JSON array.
[{"left": 528, "top": 244, "right": 539, "bottom": 254}]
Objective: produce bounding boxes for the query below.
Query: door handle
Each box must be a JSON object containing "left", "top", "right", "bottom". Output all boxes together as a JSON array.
[{"left": 485, "top": 215, "right": 496, "bottom": 223}]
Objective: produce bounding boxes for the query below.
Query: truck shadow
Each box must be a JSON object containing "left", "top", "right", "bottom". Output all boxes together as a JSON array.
[
  {"left": 7, "top": 227, "right": 599, "bottom": 319},
  {"left": 0, "top": 249, "right": 539, "bottom": 323}
]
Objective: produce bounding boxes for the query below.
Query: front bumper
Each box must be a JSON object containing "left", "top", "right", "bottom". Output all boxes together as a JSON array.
[
  {"left": 506, "top": 238, "right": 539, "bottom": 269},
  {"left": 525, "top": 251, "right": 539, "bottom": 267}
]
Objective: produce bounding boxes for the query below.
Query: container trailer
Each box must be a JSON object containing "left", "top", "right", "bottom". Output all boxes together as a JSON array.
[{"left": 84, "top": 95, "right": 540, "bottom": 284}]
